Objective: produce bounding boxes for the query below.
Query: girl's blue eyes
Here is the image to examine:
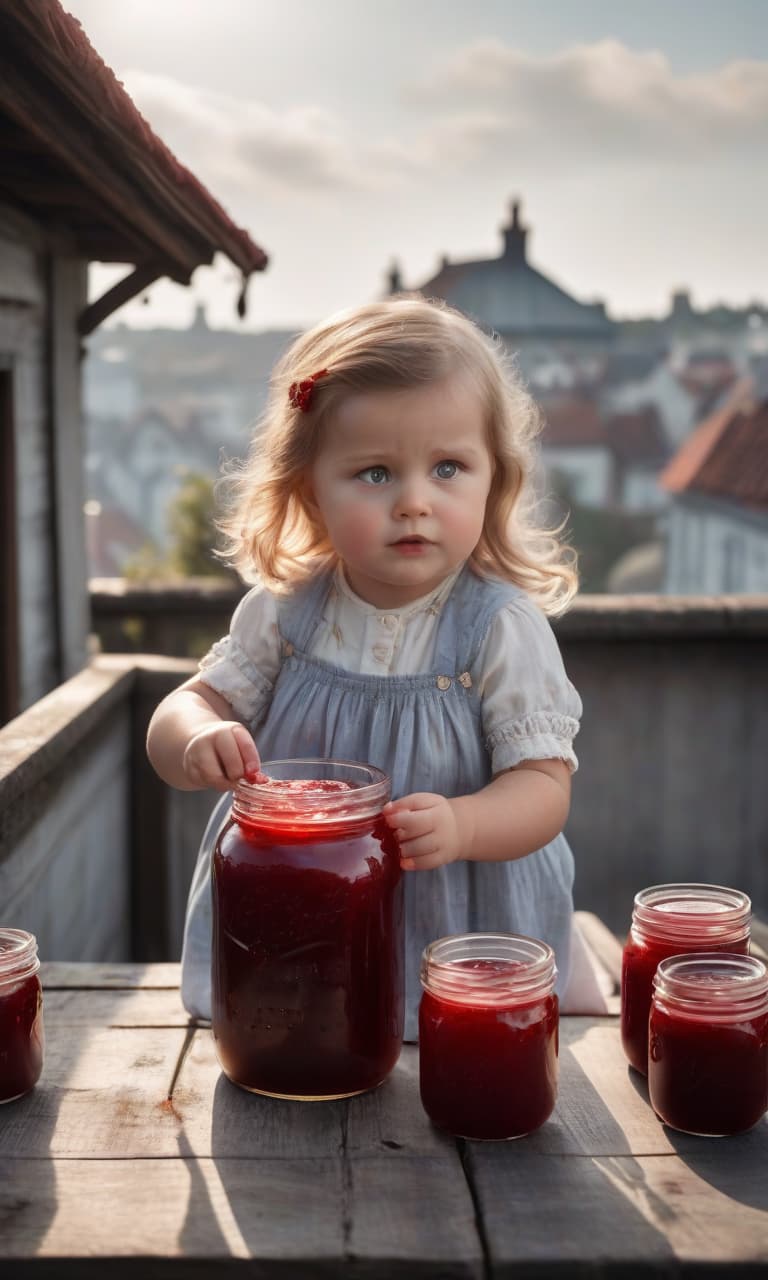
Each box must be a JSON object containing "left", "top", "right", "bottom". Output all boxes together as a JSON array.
[
  {"left": 358, "top": 466, "right": 389, "bottom": 485},
  {"left": 357, "top": 461, "right": 461, "bottom": 484}
]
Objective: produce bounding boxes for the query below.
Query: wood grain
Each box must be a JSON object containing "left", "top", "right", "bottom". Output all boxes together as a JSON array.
[{"left": 2, "top": 962, "right": 766, "bottom": 1277}]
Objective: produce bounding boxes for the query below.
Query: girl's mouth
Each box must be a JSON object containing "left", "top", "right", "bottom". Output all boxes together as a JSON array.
[{"left": 392, "top": 537, "right": 430, "bottom": 555}]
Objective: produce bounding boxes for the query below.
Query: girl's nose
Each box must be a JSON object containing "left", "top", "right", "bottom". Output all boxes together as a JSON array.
[{"left": 393, "top": 478, "right": 431, "bottom": 518}]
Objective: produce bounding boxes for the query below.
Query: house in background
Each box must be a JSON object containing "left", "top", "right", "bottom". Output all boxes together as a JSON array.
[
  {"left": 661, "top": 377, "right": 768, "bottom": 592},
  {"left": 390, "top": 200, "right": 616, "bottom": 375},
  {"left": 0, "top": 0, "right": 267, "bottom": 722},
  {"left": 600, "top": 352, "right": 701, "bottom": 451},
  {"left": 87, "top": 405, "right": 215, "bottom": 552},
  {"left": 538, "top": 394, "right": 670, "bottom": 514}
]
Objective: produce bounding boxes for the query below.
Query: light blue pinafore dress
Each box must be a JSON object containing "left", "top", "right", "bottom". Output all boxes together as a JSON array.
[{"left": 180, "top": 566, "right": 574, "bottom": 1039}]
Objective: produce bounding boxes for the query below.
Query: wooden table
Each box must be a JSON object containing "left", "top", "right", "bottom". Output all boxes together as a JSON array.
[{"left": 1, "top": 960, "right": 767, "bottom": 1277}]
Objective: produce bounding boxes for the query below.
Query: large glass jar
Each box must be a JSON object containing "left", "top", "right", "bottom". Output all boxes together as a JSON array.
[
  {"left": 419, "top": 933, "right": 558, "bottom": 1140},
  {"left": 0, "top": 928, "right": 44, "bottom": 1103},
  {"left": 649, "top": 953, "right": 768, "bottom": 1136},
  {"left": 211, "top": 759, "right": 404, "bottom": 1100},
  {"left": 620, "top": 883, "right": 750, "bottom": 1074}
]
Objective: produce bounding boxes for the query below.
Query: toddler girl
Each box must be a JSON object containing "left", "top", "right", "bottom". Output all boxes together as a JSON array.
[{"left": 147, "top": 296, "right": 603, "bottom": 1037}]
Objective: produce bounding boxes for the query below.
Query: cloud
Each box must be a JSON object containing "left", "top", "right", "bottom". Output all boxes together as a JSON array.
[
  {"left": 121, "top": 71, "right": 370, "bottom": 194},
  {"left": 120, "top": 39, "right": 768, "bottom": 207},
  {"left": 406, "top": 38, "right": 768, "bottom": 167}
]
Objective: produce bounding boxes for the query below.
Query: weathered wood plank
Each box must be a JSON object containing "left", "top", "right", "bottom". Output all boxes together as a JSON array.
[
  {"left": 43, "top": 987, "right": 191, "bottom": 1028},
  {"left": 466, "top": 1149, "right": 768, "bottom": 1275},
  {"left": 0, "top": 1157, "right": 345, "bottom": 1270},
  {"left": 0, "top": 1027, "right": 190, "bottom": 1158},
  {"left": 172, "top": 1034, "right": 452, "bottom": 1160},
  {"left": 347, "top": 1156, "right": 483, "bottom": 1277},
  {"left": 0, "top": 1155, "right": 483, "bottom": 1277},
  {"left": 39, "top": 961, "right": 181, "bottom": 988},
  {"left": 345, "top": 1044, "right": 455, "bottom": 1157}
]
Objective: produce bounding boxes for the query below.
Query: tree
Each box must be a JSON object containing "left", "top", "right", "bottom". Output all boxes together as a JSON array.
[{"left": 124, "top": 470, "right": 237, "bottom": 583}]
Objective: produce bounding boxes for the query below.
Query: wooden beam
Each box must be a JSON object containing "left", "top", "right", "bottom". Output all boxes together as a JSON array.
[
  {"left": 77, "top": 264, "right": 174, "bottom": 336},
  {"left": 0, "top": 59, "right": 209, "bottom": 278}
]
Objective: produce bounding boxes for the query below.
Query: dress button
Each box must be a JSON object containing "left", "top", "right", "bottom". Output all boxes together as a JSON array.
[
  {"left": 436, "top": 675, "right": 452, "bottom": 691},
  {"left": 372, "top": 643, "right": 391, "bottom": 663},
  {"left": 380, "top": 615, "right": 397, "bottom": 630}
]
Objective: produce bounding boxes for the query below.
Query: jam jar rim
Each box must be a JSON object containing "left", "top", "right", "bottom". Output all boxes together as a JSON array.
[
  {"left": 652, "top": 952, "right": 768, "bottom": 1021},
  {"left": 632, "top": 882, "right": 751, "bottom": 942},
  {"left": 420, "top": 931, "right": 557, "bottom": 1006},
  {"left": 232, "top": 757, "right": 390, "bottom": 827},
  {"left": 0, "top": 928, "right": 40, "bottom": 985}
]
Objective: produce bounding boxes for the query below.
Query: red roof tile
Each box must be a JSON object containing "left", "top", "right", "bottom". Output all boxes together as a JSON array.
[
  {"left": 0, "top": 1, "right": 267, "bottom": 300},
  {"left": 660, "top": 378, "right": 768, "bottom": 510},
  {"left": 540, "top": 396, "right": 607, "bottom": 447},
  {"left": 605, "top": 406, "right": 669, "bottom": 464}
]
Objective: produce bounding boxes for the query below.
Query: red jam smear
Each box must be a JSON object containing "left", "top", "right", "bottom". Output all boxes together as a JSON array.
[
  {"left": 0, "top": 972, "right": 44, "bottom": 1103},
  {"left": 211, "top": 799, "right": 404, "bottom": 1098},
  {"left": 648, "top": 1003, "right": 768, "bottom": 1135},
  {"left": 243, "top": 770, "right": 353, "bottom": 795},
  {"left": 621, "top": 933, "right": 749, "bottom": 1074},
  {"left": 419, "top": 960, "right": 559, "bottom": 1140}
]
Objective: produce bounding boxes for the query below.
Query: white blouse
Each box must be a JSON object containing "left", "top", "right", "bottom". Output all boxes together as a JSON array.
[{"left": 199, "top": 564, "right": 582, "bottom": 775}]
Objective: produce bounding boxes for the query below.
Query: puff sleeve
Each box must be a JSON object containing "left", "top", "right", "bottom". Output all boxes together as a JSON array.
[
  {"left": 475, "top": 596, "right": 582, "bottom": 775},
  {"left": 197, "top": 585, "right": 282, "bottom": 725}
]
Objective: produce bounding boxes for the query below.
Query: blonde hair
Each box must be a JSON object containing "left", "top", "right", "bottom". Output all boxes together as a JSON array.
[{"left": 218, "top": 296, "right": 578, "bottom": 615}]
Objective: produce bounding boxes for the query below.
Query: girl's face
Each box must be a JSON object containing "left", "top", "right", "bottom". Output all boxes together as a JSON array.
[{"left": 307, "top": 375, "right": 493, "bottom": 608}]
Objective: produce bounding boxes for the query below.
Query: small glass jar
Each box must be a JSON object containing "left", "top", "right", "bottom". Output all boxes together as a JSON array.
[
  {"left": 649, "top": 953, "right": 768, "bottom": 1136},
  {"left": 211, "top": 759, "right": 404, "bottom": 1100},
  {"left": 620, "top": 883, "right": 750, "bottom": 1074},
  {"left": 418, "top": 933, "right": 558, "bottom": 1140},
  {"left": 0, "top": 929, "right": 44, "bottom": 1103}
]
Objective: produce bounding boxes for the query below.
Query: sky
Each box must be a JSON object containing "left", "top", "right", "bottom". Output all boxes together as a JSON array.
[{"left": 63, "top": 0, "right": 768, "bottom": 333}]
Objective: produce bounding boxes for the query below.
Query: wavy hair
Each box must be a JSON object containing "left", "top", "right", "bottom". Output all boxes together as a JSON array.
[{"left": 217, "top": 295, "right": 578, "bottom": 615}]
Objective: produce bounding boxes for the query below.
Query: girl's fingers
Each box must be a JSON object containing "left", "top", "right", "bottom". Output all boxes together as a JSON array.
[
  {"left": 392, "top": 810, "right": 436, "bottom": 840},
  {"left": 214, "top": 730, "right": 249, "bottom": 783},
  {"left": 186, "top": 741, "right": 229, "bottom": 790},
  {"left": 231, "top": 725, "right": 260, "bottom": 774},
  {"left": 397, "top": 833, "right": 441, "bottom": 860}
]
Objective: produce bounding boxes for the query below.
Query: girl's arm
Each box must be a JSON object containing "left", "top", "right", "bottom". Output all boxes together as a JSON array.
[
  {"left": 384, "top": 759, "right": 570, "bottom": 871},
  {"left": 146, "top": 677, "right": 260, "bottom": 792}
]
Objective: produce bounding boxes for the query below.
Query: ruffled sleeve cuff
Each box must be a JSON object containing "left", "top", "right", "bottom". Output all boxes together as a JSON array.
[
  {"left": 198, "top": 638, "right": 275, "bottom": 725},
  {"left": 487, "top": 711, "right": 580, "bottom": 775},
  {"left": 196, "top": 585, "right": 281, "bottom": 725}
]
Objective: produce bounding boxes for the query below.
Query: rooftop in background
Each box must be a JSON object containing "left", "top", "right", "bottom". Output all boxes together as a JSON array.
[
  {"left": 661, "top": 376, "right": 768, "bottom": 511},
  {"left": 395, "top": 200, "right": 615, "bottom": 341},
  {"left": 0, "top": 0, "right": 268, "bottom": 332}
]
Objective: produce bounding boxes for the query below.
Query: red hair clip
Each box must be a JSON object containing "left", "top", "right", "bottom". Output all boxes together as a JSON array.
[{"left": 288, "top": 368, "right": 329, "bottom": 412}]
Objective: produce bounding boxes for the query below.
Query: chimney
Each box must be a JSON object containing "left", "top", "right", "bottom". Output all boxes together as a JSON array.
[{"left": 501, "top": 198, "right": 528, "bottom": 263}]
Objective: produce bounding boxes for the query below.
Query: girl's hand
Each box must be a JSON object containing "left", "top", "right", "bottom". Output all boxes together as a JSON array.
[
  {"left": 182, "top": 722, "right": 260, "bottom": 792},
  {"left": 383, "top": 793, "right": 473, "bottom": 871}
]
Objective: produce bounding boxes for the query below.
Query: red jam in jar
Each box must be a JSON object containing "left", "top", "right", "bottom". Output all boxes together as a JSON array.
[
  {"left": 212, "top": 759, "right": 404, "bottom": 1100},
  {"left": 419, "top": 933, "right": 558, "bottom": 1140},
  {"left": 649, "top": 953, "right": 768, "bottom": 1136},
  {"left": 0, "top": 928, "right": 44, "bottom": 1103},
  {"left": 621, "top": 884, "right": 750, "bottom": 1074}
]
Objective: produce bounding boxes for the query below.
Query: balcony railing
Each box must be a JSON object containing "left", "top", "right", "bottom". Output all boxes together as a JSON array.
[{"left": 1, "top": 590, "right": 767, "bottom": 966}]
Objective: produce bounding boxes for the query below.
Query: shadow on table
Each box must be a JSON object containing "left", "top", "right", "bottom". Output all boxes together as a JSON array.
[
  {"left": 172, "top": 1071, "right": 348, "bottom": 1266},
  {"left": 461, "top": 1027, "right": 679, "bottom": 1270},
  {"left": 625, "top": 1068, "right": 768, "bottom": 1213},
  {"left": 0, "top": 1073, "right": 59, "bottom": 1258}
]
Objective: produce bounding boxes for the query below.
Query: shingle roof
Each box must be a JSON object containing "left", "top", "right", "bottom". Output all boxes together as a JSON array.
[
  {"left": 605, "top": 407, "right": 669, "bottom": 464},
  {"left": 415, "top": 203, "right": 614, "bottom": 339},
  {"left": 660, "top": 378, "right": 768, "bottom": 510},
  {"left": 0, "top": 0, "right": 268, "bottom": 320},
  {"left": 540, "top": 396, "right": 607, "bottom": 447}
]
